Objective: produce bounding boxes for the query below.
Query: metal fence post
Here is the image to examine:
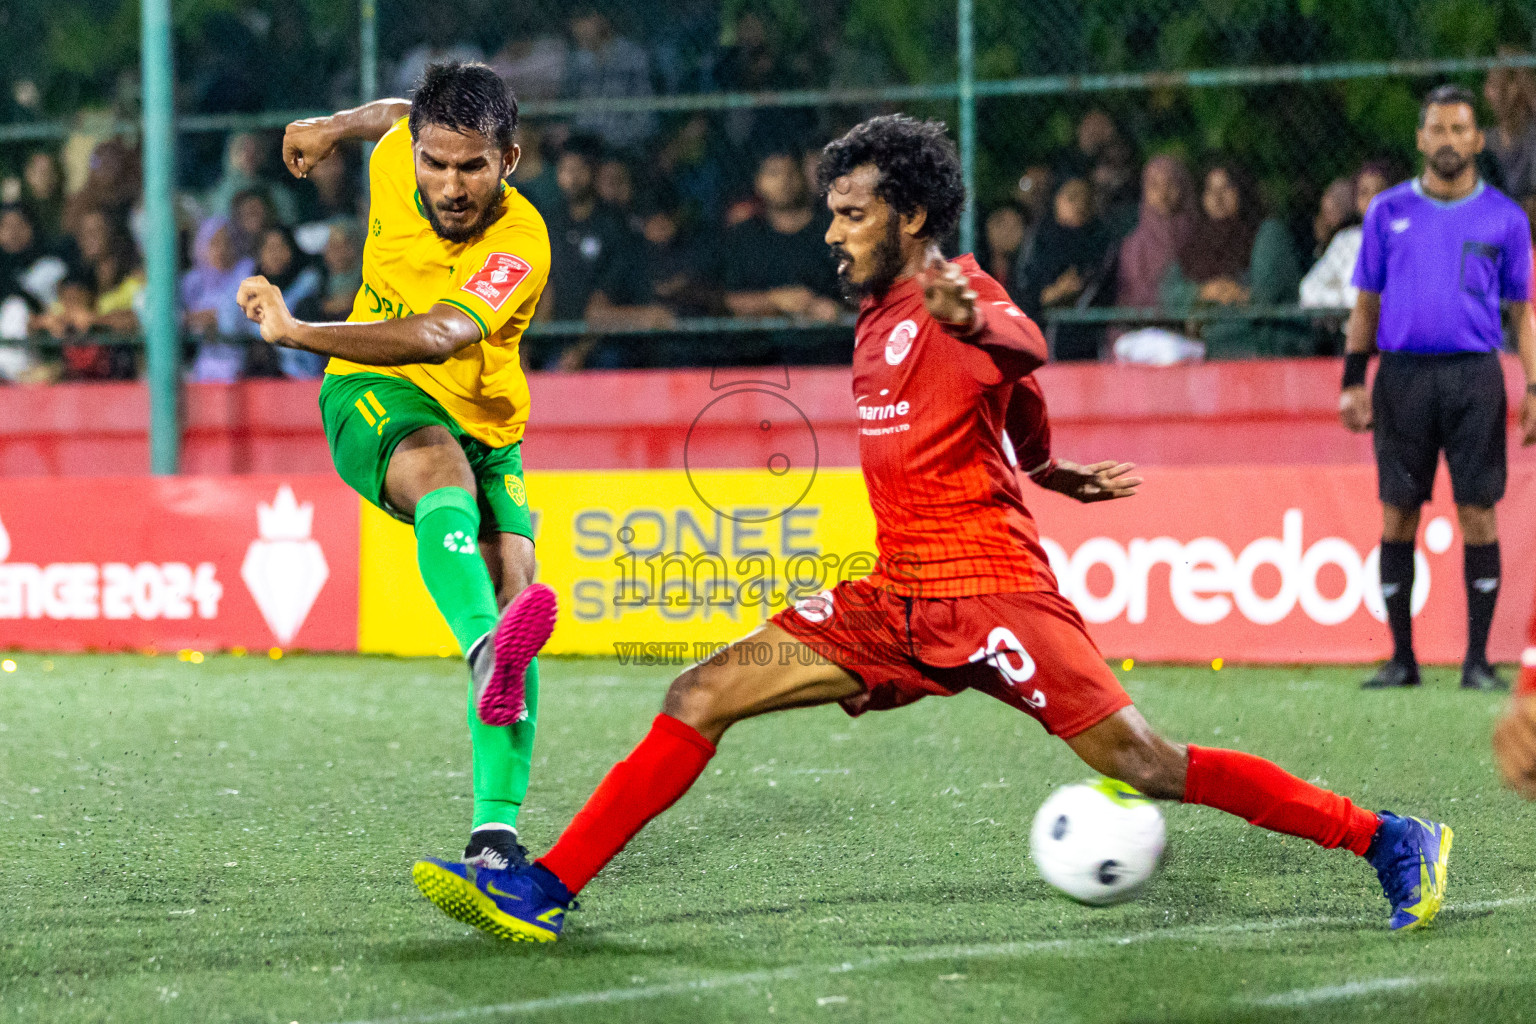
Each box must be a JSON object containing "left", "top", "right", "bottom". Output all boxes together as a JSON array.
[
  {"left": 956, "top": 0, "right": 976, "bottom": 255},
  {"left": 361, "top": 0, "right": 378, "bottom": 178},
  {"left": 360, "top": 0, "right": 378, "bottom": 103},
  {"left": 140, "top": 0, "right": 178, "bottom": 474}
]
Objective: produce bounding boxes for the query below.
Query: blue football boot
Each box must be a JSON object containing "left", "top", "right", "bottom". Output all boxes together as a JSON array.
[
  {"left": 411, "top": 857, "right": 572, "bottom": 942},
  {"left": 1364, "top": 812, "right": 1453, "bottom": 931}
]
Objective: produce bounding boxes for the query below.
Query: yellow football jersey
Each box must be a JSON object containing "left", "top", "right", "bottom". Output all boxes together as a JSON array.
[{"left": 325, "top": 117, "right": 550, "bottom": 448}]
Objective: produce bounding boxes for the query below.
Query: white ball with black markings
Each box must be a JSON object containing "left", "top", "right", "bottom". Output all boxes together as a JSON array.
[{"left": 1029, "top": 779, "right": 1166, "bottom": 906}]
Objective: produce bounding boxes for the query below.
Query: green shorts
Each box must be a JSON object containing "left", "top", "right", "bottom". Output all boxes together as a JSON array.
[{"left": 318, "top": 371, "right": 533, "bottom": 539}]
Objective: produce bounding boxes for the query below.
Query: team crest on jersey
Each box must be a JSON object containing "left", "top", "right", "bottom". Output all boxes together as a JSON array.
[
  {"left": 504, "top": 474, "right": 527, "bottom": 506},
  {"left": 886, "top": 319, "right": 918, "bottom": 365},
  {"left": 462, "top": 252, "right": 532, "bottom": 312}
]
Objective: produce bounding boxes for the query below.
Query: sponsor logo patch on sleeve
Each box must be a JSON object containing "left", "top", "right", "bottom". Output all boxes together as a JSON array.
[{"left": 461, "top": 252, "right": 532, "bottom": 312}]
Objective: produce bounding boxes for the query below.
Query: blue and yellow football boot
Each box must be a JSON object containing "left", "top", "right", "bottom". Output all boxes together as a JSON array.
[
  {"left": 411, "top": 857, "right": 571, "bottom": 942},
  {"left": 1364, "top": 812, "right": 1453, "bottom": 931}
]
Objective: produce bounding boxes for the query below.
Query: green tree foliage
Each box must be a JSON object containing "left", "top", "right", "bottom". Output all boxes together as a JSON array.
[
  {"left": 9, "top": 0, "right": 1536, "bottom": 216},
  {"left": 921, "top": 0, "right": 1536, "bottom": 208}
]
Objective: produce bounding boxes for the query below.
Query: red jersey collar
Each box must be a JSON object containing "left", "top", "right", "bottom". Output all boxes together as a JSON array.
[{"left": 859, "top": 252, "right": 980, "bottom": 314}]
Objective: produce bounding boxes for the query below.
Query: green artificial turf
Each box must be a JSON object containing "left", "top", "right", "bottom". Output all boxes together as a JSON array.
[{"left": 2, "top": 653, "right": 1534, "bottom": 1023}]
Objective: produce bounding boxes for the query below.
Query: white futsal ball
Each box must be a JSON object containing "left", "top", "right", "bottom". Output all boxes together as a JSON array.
[{"left": 1029, "top": 778, "right": 1166, "bottom": 905}]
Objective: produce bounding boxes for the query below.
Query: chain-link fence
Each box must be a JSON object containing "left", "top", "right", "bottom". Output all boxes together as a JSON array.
[
  {"left": 2, "top": 0, "right": 1535, "bottom": 385},
  {"left": 968, "top": 1, "right": 1536, "bottom": 359}
]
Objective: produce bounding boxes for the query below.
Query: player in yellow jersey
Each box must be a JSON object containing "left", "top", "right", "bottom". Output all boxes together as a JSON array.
[{"left": 238, "top": 62, "right": 556, "bottom": 877}]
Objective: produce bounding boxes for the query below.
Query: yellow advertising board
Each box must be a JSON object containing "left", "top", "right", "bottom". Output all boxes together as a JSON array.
[{"left": 358, "top": 469, "right": 878, "bottom": 657}]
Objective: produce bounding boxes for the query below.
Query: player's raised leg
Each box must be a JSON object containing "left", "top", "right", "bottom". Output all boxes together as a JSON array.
[
  {"left": 956, "top": 590, "right": 1448, "bottom": 931},
  {"left": 385, "top": 426, "right": 554, "bottom": 723},
  {"left": 385, "top": 427, "right": 556, "bottom": 867},
  {"left": 410, "top": 624, "right": 862, "bottom": 941},
  {"left": 385, "top": 425, "right": 501, "bottom": 661},
  {"left": 1065, "top": 706, "right": 1451, "bottom": 931},
  {"left": 462, "top": 443, "right": 555, "bottom": 729}
]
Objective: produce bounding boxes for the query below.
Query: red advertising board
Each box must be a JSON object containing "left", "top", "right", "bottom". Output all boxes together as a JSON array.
[
  {"left": 1029, "top": 465, "right": 1536, "bottom": 664},
  {"left": 0, "top": 475, "right": 357, "bottom": 652},
  {"left": 0, "top": 465, "right": 1530, "bottom": 665}
]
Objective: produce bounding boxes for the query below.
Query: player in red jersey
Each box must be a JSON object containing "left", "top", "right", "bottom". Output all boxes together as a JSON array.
[
  {"left": 411, "top": 116, "right": 1451, "bottom": 940},
  {"left": 1493, "top": 585, "right": 1536, "bottom": 798},
  {"left": 1491, "top": 295, "right": 1536, "bottom": 799}
]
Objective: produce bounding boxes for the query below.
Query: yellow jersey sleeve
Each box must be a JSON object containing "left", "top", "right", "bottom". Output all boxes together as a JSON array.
[{"left": 438, "top": 217, "right": 550, "bottom": 340}]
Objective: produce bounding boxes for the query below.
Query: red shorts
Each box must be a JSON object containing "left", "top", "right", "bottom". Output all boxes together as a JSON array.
[{"left": 770, "top": 578, "right": 1132, "bottom": 738}]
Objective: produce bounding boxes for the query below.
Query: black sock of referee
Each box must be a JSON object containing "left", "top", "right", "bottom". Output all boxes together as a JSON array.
[
  {"left": 1380, "top": 540, "right": 1417, "bottom": 667},
  {"left": 1463, "top": 541, "right": 1501, "bottom": 668}
]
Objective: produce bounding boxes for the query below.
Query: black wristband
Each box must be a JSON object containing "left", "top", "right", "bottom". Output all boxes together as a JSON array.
[
  {"left": 1528, "top": 381, "right": 1536, "bottom": 397},
  {"left": 1342, "top": 352, "right": 1370, "bottom": 389}
]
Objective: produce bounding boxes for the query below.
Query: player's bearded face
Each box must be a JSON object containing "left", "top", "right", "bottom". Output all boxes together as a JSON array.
[
  {"left": 415, "top": 125, "right": 512, "bottom": 244},
  {"left": 830, "top": 209, "right": 904, "bottom": 302},
  {"left": 827, "top": 166, "right": 911, "bottom": 301},
  {"left": 422, "top": 175, "right": 505, "bottom": 244}
]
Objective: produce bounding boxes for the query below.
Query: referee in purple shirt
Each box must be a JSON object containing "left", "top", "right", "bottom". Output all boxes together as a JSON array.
[{"left": 1343, "top": 84, "right": 1536, "bottom": 690}]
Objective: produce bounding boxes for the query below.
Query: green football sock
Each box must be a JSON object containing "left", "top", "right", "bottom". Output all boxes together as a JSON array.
[
  {"left": 469, "top": 655, "right": 539, "bottom": 828},
  {"left": 413, "top": 486, "right": 499, "bottom": 653}
]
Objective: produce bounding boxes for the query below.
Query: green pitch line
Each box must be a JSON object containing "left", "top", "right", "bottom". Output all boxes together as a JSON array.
[{"left": 1, "top": 654, "right": 1534, "bottom": 1023}]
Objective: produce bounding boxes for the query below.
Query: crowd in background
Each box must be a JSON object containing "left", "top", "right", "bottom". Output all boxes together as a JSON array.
[
  {"left": 3, "top": 21, "right": 1536, "bottom": 381},
  {"left": 0, "top": 133, "right": 365, "bottom": 384}
]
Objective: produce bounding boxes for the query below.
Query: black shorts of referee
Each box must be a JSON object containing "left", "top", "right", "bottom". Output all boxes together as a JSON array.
[{"left": 1372, "top": 350, "right": 1507, "bottom": 508}]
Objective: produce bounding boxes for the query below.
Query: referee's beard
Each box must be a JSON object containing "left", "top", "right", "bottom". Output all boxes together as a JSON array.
[{"left": 1427, "top": 146, "right": 1474, "bottom": 182}]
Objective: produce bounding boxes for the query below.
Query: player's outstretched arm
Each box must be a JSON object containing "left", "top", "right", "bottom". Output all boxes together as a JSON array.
[
  {"left": 237, "top": 275, "right": 481, "bottom": 366},
  {"left": 1003, "top": 371, "right": 1139, "bottom": 500},
  {"left": 1033, "top": 460, "right": 1142, "bottom": 503},
  {"left": 920, "top": 253, "right": 1047, "bottom": 371},
  {"left": 283, "top": 98, "right": 412, "bottom": 178}
]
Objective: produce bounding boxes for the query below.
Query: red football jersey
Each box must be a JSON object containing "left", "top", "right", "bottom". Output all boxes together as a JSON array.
[
  {"left": 1520, "top": 594, "right": 1536, "bottom": 696},
  {"left": 1004, "top": 374, "right": 1053, "bottom": 476},
  {"left": 853, "top": 254, "right": 1054, "bottom": 597},
  {"left": 1520, "top": 275, "right": 1535, "bottom": 695}
]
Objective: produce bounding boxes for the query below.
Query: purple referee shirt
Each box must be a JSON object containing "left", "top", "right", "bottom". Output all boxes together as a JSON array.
[{"left": 1352, "top": 178, "right": 1533, "bottom": 354}]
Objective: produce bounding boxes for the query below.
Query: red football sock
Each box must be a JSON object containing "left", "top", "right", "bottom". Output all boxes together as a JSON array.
[
  {"left": 1183, "top": 745, "right": 1380, "bottom": 856},
  {"left": 538, "top": 713, "right": 716, "bottom": 894}
]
